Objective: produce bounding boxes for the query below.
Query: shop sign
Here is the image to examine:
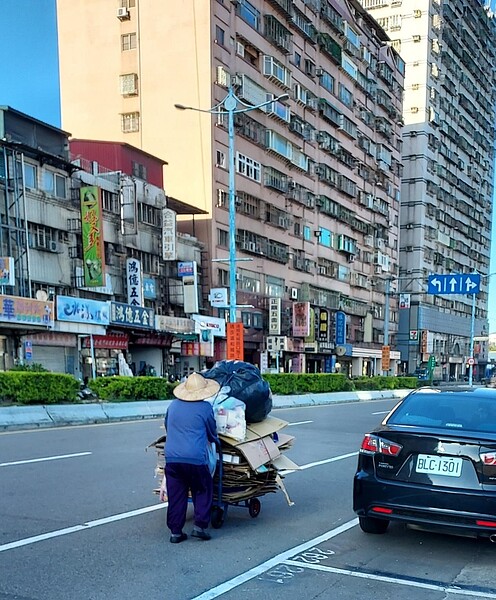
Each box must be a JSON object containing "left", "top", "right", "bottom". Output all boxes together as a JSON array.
[
  {"left": 420, "top": 329, "right": 428, "bottom": 353},
  {"left": 318, "top": 308, "right": 329, "bottom": 342},
  {"left": 286, "top": 337, "right": 304, "bottom": 352},
  {"left": 335, "top": 311, "right": 346, "bottom": 346},
  {"left": 126, "top": 258, "right": 143, "bottom": 307},
  {"left": 82, "top": 334, "right": 128, "bottom": 349},
  {"left": 24, "top": 340, "right": 32, "bottom": 359},
  {"left": 143, "top": 278, "right": 157, "bottom": 300},
  {"left": 382, "top": 345, "right": 391, "bottom": 371},
  {"left": 319, "top": 341, "right": 335, "bottom": 353},
  {"left": 399, "top": 293, "right": 411, "bottom": 309},
  {"left": 209, "top": 288, "right": 228, "bottom": 308},
  {"left": 292, "top": 302, "right": 311, "bottom": 337},
  {"left": 227, "top": 322, "right": 244, "bottom": 360},
  {"left": 110, "top": 302, "right": 154, "bottom": 329},
  {"left": 75, "top": 266, "right": 113, "bottom": 295},
  {"left": 0, "top": 257, "right": 15, "bottom": 287},
  {"left": 0, "top": 295, "right": 54, "bottom": 327},
  {"left": 181, "top": 341, "right": 200, "bottom": 356},
  {"left": 409, "top": 329, "right": 419, "bottom": 341},
  {"left": 29, "top": 332, "right": 77, "bottom": 347},
  {"left": 134, "top": 335, "right": 172, "bottom": 347},
  {"left": 192, "top": 314, "right": 226, "bottom": 337},
  {"left": 266, "top": 336, "right": 286, "bottom": 353},
  {"left": 162, "top": 208, "right": 176, "bottom": 261},
  {"left": 80, "top": 186, "right": 105, "bottom": 287},
  {"left": 57, "top": 296, "right": 109, "bottom": 325},
  {"left": 268, "top": 298, "right": 281, "bottom": 335},
  {"left": 178, "top": 261, "right": 195, "bottom": 277},
  {"left": 155, "top": 315, "right": 195, "bottom": 334}
]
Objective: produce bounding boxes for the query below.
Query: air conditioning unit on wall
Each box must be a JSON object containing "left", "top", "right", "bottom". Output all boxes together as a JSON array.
[{"left": 117, "top": 7, "right": 129, "bottom": 19}]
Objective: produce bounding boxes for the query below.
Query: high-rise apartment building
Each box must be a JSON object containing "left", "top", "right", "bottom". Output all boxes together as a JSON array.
[
  {"left": 357, "top": 0, "right": 496, "bottom": 379},
  {"left": 57, "top": 0, "right": 405, "bottom": 375}
]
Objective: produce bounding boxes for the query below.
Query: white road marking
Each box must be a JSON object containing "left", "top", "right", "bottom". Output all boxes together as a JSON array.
[
  {"left": 288, "top": 420, "right": 313, "bottom": 426},
  {"left": 283, "top": 560, "right": 496, "bottom": 599},
  {"left": 0, "top": 503, "right": 166, "bottom": 553},
  {"left": 372, "top": 411, "right": 390, "bottom": 415},
  {"left": 279, "top": 451, "right": 358, "bottom": 475},
  {"left": 0, "top": 451, "right": 92, "bottom": 467},
  {"left": 190, "top": 519, "right": 359, "bottom": 600}
]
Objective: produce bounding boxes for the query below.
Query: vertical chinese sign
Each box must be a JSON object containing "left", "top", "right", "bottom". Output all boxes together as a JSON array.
[
  {"left": 226, "top": 322, "right": 244, "bottom": 361},
  {"left": 126, "top": 258, "right": 143, "bottom": 306},
  {"left": 80, "top": 186, "right": 105, "bottom": 287},
  {"left": 162, "top": 208, "right": 176, "bottom": 261}
]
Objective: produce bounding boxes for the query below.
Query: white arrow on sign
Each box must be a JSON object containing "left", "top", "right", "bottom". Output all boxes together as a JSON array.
[
  {"left": 448, "top": 277, "right": 458, "bottom": 292},
  {"left": 430, "top": 277, "right": 442, "bottom": 292},
  {"left": 465, "top": 277, "right": 477, "bottom": 292}
]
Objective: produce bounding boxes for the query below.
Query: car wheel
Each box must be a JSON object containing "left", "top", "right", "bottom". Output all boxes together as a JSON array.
[{"left": 359, "top": 515, "right": 389, "bottom": 534}]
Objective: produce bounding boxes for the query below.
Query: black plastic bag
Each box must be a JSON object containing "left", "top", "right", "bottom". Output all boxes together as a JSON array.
[{"left": 203, "top": 360, "right": 272, "bottom": 423}]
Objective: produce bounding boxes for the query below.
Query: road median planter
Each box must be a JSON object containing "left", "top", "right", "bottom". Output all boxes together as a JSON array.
[{"left": 0, "top": 372, "right": 79, "bottom": 405}]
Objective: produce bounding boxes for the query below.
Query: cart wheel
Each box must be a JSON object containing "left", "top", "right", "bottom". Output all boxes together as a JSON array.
[
  {"left": 248, "top": 498, "right": 261, "bottom": 518},
  {"left": 211, "top": 506, "right": 225, "bottom": 529}
]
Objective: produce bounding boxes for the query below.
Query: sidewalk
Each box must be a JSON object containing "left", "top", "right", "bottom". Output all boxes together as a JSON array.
[{"left": 0, "top": 389, "right": 410, "bottom": 431}]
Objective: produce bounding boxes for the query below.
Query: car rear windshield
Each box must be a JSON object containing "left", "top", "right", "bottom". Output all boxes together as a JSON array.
[{"left": 386, "top": 392, "right": 496, "bottom": 433}]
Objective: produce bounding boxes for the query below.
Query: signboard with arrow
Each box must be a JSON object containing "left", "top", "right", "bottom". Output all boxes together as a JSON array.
[{"left": 427, "top": 274, "right": 480, "bottom": 295}]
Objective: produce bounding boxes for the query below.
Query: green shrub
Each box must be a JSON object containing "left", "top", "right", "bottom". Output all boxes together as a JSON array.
[
  {"left": 87, "top": 376, "right": 176, "bottom": 401},
  {"left": 353, "top": 376, "right": 418, "bottom": 391},
  {"left": 262, "top": 373, "right": 353, "bottom": 395},
  {"left": 0, "top": 372, "right": 79, "bottom": 404},
  {"left": 10, "top": 363, "right": 49, "bottom": 372}
]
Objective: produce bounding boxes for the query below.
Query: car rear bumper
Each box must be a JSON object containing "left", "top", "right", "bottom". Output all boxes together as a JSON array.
[{"left": 353, "top": 470, "right": 496, "bottom": 537}]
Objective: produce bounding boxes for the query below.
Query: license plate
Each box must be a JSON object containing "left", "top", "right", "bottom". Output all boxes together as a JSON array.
[{"left": 416, "top": 454, "right": 463, "bottom": 477}]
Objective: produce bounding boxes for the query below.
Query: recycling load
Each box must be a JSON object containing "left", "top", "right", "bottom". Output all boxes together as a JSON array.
[{"left": 148, "top": 362, "right": 297, "bottom": 513}]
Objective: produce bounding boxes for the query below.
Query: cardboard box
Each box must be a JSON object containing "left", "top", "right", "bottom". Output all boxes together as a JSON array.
[
  {"left": 235, "top": 435, "right": 281, "bottom": 470},
  {"left": 271, "top": 454, "right": 300, "bottom": 472}
]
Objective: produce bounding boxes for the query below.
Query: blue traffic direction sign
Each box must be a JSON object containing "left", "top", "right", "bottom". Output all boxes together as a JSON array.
[{"left": 427, "top": 273, "right": 480, "bottom": 295}]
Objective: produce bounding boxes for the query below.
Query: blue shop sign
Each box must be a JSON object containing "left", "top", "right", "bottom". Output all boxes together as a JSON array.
[
  {"left": 56, "top": 296, "right": 110, "bottom": 325},
  {"left": 110, "top": 302, "right": 154, "bottom": 329},
  {"left": 335, "top": 311, "right": 346, "bottom": 346},
  {"left": 143, "top": 278, "right": 157, "bottom": 300}
]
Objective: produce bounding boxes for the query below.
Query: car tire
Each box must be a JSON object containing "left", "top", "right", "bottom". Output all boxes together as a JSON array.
[{"left": 359, "top": 516, "right": 389, "bottom": 534}]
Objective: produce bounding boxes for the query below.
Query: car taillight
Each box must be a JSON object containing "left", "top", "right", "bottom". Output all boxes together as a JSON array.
[
  {"left": 360, "top": 434, "right": 402, "bottom": 456},
  {"left": 480, "top": 452, "right": 496, "bottom": 465}
]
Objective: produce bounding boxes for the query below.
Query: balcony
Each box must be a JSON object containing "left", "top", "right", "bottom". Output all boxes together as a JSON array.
[{"left": 265, "top": 0, "right": 293, "bottom": 20}]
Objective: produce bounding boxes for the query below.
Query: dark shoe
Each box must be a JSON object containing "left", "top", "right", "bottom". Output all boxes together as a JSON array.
[
  {"left": 191, "top": 529, "right": 211, "bottom": 541},
  {"left": 170, "top": 533, "right": 187, "bottom": 544}
]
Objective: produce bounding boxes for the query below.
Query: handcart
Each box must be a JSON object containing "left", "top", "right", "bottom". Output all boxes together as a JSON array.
[{"left": 210, "top": 441, "right": 262, "bottom": 529}]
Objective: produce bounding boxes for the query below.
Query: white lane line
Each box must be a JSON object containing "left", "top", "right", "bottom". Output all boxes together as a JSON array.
[
  {"left": 190, "top": 518, "right": 358, "bottom": 600},
  {"left": 372, "top": 411, "right": 390, "bottom": 415},
  {"left": 283, "top": 560, "right": 496, "bottom": 599},
  {"left": 280, "top": 451, "right": 358, "bottom": 476},
  {"left": 0, "top": 503, "right": 166, "bottom": 553},
  {"left": 0, "top": 451, "right": 92, "bottom": 467},
  {"left": 288, "top": 420, "right": 313, "bottom": 426}
]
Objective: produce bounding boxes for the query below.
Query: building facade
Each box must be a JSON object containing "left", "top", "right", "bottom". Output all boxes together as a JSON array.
[
  {"left": 357, "top": 0, "right": 496, "bottom": 380},
  {"left": 0, "top": 107, "right": 208, "bottom": 379},
  {"left": 57, "top": 0, "right": 406, "bottom": 375}
]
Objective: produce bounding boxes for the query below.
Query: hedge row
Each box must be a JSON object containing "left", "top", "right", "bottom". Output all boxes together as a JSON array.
[
  {"left": 87, "top": 376, "right": 176, "bottom": 401},
  {"left": 0, "top": 373, "right": 419, "bottom": 405},
  {"left": 0, "top": 372, "right": 79, "bottom": 405}
]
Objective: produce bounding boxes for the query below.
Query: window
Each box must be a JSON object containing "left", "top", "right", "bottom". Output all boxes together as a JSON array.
[
  {"left": 43, "top": 171, "right": 67, "bottom": 198},
  {"left": 236, "top": 152, "right": 261, "bottom": 182},
  {"left": 338, "top": 83, "right": 353, "bottom": 107},
  {"left": 218, "top": 268, "right": 229, "bottom": 286},
  {"left": 341, "top": 55, "right": 358, "bottom": 80},
  {"left": 137, "top": 202, "right": 161, "bottom": 226},
  {"left": 320, "top": 70, "right": 334, "bottom": 93},
  {"left": 215, "top": 25, "right": 225, "bottom": 46},
  {"left": 121, "top": 33, "right": 137, "bottom": 51},
  {"left": 102, "top": 189, "right": 119, "bottom": 213},
  {"left": 218, "top": 229, "right": 229, "bottom": 248},
  {"left": 318, "top": 227, "right": 333, "bottom": 247},
  {"left": 238, "top": 0, "right": 260, "bottom": 30},
  {"left": 121, "top": 111, "right": 140, "bottom": 132},
  {"left": 265, "top": 275, "right": 284, "bottom": 297},
  {"left": 263, "top": 55, "right": 291, "bottom": 88},
  {"left": 132, "top": 161, "right": 147, "bottom": 180},
  {"left": 120, "top": 73, "right": 138, "bottom": 96},
  {"left": 216, "top": 150, "right": 226, "bottom": 169},
  {"left": 303, "top": 226, "right": 311, "bottom": 241},
  {"left": 294, "top": 52, "right": 301, "bottom": 68},
  {"left": 304, "top": 58, "right": 315, "bottom": 77},
  {"left": 23, "top": 163, "right": 37, "bottom": 188}
]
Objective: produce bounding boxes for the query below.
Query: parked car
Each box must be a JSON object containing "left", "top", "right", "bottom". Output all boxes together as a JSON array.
[{"left": 353, "top": 387, "right": 496, "bottom": 540}]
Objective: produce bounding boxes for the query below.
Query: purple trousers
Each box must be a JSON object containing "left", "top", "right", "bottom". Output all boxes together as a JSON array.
[{"left": 165, "top": 462, "right": 213, "bottom": 534}]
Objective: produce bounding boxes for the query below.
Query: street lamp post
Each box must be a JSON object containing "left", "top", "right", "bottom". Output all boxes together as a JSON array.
[{"left": 175, "top": 87, "right": 289, "bottom": 323}]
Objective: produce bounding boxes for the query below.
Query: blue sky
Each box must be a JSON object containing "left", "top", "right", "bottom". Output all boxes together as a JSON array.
[{"left": 1, "top": 0, "right": 496, "bottom": 332}]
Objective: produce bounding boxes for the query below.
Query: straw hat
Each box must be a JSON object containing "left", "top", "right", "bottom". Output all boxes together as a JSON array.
[{"left": 173, "top": 372, "right": 220, "bottom": 402}]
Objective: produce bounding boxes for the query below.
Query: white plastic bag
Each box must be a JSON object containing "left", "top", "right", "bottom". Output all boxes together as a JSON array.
[
  {"left": 213, "top": 396, "right": 246, "bottom": 442},
  {"left": 159, "top": 475, "right": 168, "bottom": 503}
]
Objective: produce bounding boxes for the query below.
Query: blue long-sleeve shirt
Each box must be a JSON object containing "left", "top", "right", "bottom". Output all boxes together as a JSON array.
[{"left": 164, "top": 399, "right": 219, "bottom": 465}]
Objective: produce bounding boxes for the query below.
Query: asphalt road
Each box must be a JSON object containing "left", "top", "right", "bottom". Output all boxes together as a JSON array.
[{"left": 1, "top": 399, "right": 496, "bottom": 600}]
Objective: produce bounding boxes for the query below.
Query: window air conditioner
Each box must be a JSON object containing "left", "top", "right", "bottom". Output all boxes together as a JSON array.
[
  {"left": 49, "top": 241, "right": 60, "bottom": 253},
  {"left": 117, "top": 7, "right": 129, "bottom": 19}
]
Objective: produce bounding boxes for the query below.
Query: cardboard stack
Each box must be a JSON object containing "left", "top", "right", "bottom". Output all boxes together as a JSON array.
[{"left": 148, "top": 415, "right": 298, "bottom": 508}]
